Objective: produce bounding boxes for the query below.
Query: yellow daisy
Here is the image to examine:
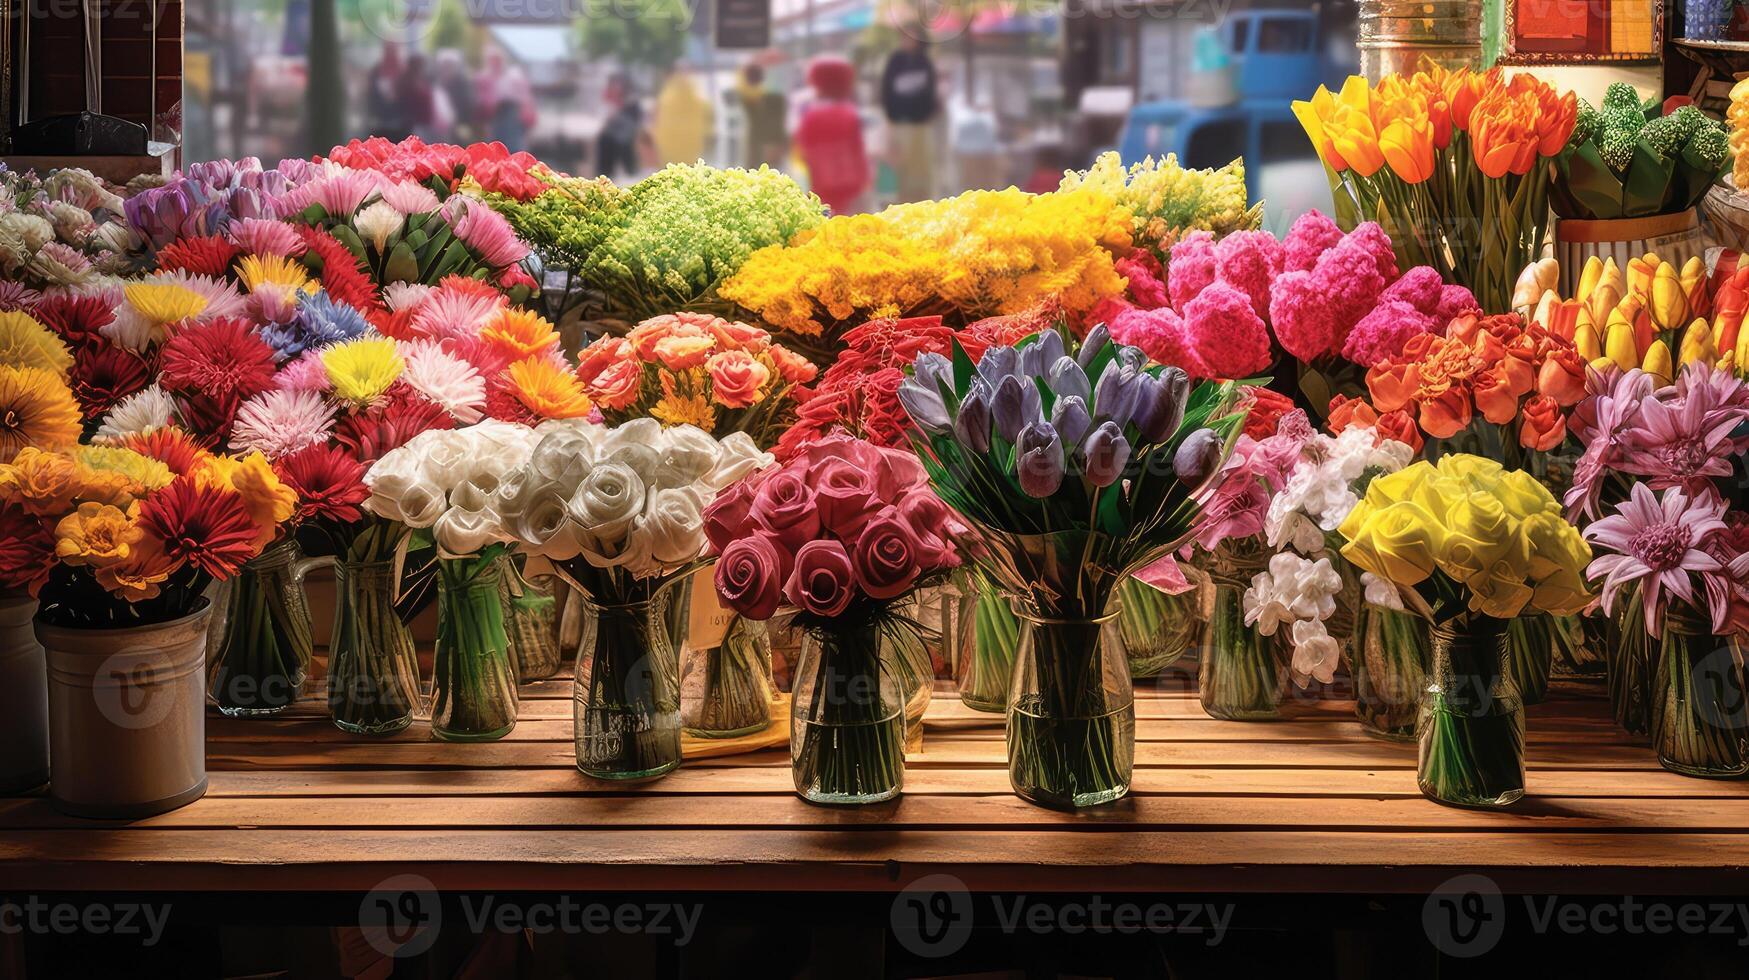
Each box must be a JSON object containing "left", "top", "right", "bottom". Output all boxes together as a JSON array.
[
  {"left": 0, "top": 311, "right": 74, "bottom": 379},
  {"left": 123, "top": 282, "right": 209, "bottom": 326},
  {"left": 0, "top": 365, "right": 81, "bottom": 464},
  {"left": 322, "top": 337, "right": 404, "bottom": 406}
]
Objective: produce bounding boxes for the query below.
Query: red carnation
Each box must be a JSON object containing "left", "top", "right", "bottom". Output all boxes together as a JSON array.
[
  {"left": 295, "top": 226, "right": 384, "bottom": 315},
  {"left": 157, "top": 235, "right": 242, "bottom": 278},
  {"left": 30, "top": 293, "right": 116, "bottom": 350},
  {"left": 70, "top": 344, "right": 151, "bottom": 421},
  {"left": 0, "top": 503, "right": 56, "bottom": 597},
  {"left": 158, "top": 317, "right": 277, "bottom": 403},
  {"left": 276, "top": 444, "right": 370, "bottom": 525},
  {"left": 139, "top": 477, "right": 261, "bottom": 579}
]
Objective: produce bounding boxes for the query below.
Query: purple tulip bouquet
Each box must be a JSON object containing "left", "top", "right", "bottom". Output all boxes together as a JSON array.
[{"left": 900, "top": 325, "right": 1244, "bottom": 808}]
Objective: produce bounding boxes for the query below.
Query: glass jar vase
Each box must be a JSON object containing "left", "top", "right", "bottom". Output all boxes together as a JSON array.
[
  {"left": 1353, "top": 602, "right": 1429, "bottom": 741},
  {"left": 1608, "top": 597, "right": 1655, "bottom": 737},
  {"left": 1115, "top": 574, "right": 1200, "bottom": 679},
  {"left": 1198, "top": 582, "right": 1289, "bottom": 721},
  {"left": 502, "top": 558, "right": 563, "bottom": 682},
  {"left": 1417, "top": 615, "right": 1525, "bottom": 808},
  {"left": 676, "top": 572, "right": 775, "bottom": 739},
  {"left": 327, "top": 558, "right": 423, "bottom": 735},
  {"left": 429, "top": 553, "right": 519, "bottom": 742},
  {"left": 953, "top": 568, "right": 1016, "bottom": 713},
  {"left": 573, "top": 588, "right": 684, "bottom": 780},
  {"left": 207, "top": 539, "right": 323, "bottom": 716},
  {"left": 1006, "top": 607, "right": 1135, "bottom": 809},
  {"left": 1649, "top": 613, "right": 1749, "bottom": 779},
  {"left": 790, "top": 617, "right": 907, "bottom": 804},
  {"left": 1504, "top": 614, "right": 1555, "bottom": 706}
]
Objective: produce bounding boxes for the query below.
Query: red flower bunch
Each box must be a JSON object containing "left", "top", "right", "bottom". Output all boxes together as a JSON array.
[
  {"left": 0, "top": 501, "right": 57, "bottom": 596},
  {"left": 1354, "top": 310, "right": 1588, "bottom": 452},
  {"left": 704, "top": 432, "right": 965, "bottom": 621},
  {"left": 323, "top": 136, "right": 551, "bottom": 202}
]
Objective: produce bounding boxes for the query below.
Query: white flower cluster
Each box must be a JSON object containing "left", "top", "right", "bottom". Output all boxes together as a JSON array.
[
  {"left": 373, "top": 417, "right": 770, "bottom": 581},
  {"left": 0, "top": 168, "right": 135, "bottom": 286},
  {"left": 1254, "top": 426, "right": 1414, "bottom": 686},
  {"left": 1242, "top": 553, "right": 1345, "bottom": 685},
  {"left": 1264, "top": 426, "right": 1414, "bottom": 556}
]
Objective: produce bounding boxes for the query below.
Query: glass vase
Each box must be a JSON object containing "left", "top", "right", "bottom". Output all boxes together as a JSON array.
[
  {"left": 953, "top": 568, "right": 1016, "bottom": 713},
  {"left": 1115, "top": 574, "right": 1201, "bottom": 679},
  {"left": 1504, "top": 613, "right": 1557, "bottom": 706},
  {"left": 1417, "top": 615, "right": 1525, "bottom": 808},
  {"left": 429, "top": 553, "right": 519, "bottom": 742},
  {"left": 573, "top": 588, "right": 683, "bottom": 780},
  {"left": 502, "top": 559, "right": 563, "bottom": 682},
  {"left": 1353, "top": 602, "right": 1429, "bottom": 741},
  {"left": 1607, "top": 599, "right": 1655, "bottom": 737},
  {"left": 327, "top": 558, "right": 423, "bottom": 735},
  {"left": 1198, "top": 582, "right": 1288, "bottom": 721},
  {"left": 790, "top": 617, "right": 907, "bottom": 804},
  {"left": 678, "top": 572, "right": 774, "bottom": 738},
  {"left": 887, "top": 610, "right": 935, "bottom": 754},
  {"left": 1650, "top": 614, "right": 1749, "bottom": 779},
  {"left": 206, "top": 539, "right": 321, "bottom": 716},
  {"left": 1006, "top": 607, "right": 1135, "bottom": 809}
]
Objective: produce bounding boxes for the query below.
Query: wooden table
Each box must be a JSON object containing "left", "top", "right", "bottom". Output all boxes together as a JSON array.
[{"left": 2, "top": 668, "right": 1747, "bottom": 895}]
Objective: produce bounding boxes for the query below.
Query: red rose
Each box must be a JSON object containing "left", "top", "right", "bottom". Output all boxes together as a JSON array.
[
  {"left": 703, "top": 473, "right": 762, "bottom": 553},
  {"left": 1373, "top": 410, "right": 1425, "bottom": 454},
  {"left": 786, "top": 539, "right": 856, "bottom": 617},
  {"left": 750, "top": 468, "right": 821, "bottom": 551},
  {"left": 852, "top": 510, "right": 922, "bottom": 601},
  {"left": 714, "top": 534, "right": 786, "bottom": 621},
  {"left": 814, "top": 458, "right": 882, "bottom": 538}
]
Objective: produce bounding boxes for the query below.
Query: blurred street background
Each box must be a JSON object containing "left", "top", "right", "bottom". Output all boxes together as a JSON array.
[{"left": 180, "top": 0, "right": 1363, "bottom": 224}]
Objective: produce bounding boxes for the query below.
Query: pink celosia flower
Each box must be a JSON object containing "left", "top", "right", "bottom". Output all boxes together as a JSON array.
[
  {"left": 1214, "top": 230, "right": 1285, "bottom": 320},
  {"left": 1345, "top": 222, "right": 1400, "bottom": 284},
  {"left": 1168, "top": 231, "right": 1218, "bottom": 312},
  {"left": 1115, "top": 250, "right": 1170, "bottom": 310},
  {"left": 1267, "top": 269, "right": 1333, "bottom": 362},
  {"left": 1585, "top": 483, "right": 1730, "bottom": 635},
  {"left": 1380, "top": 266, "right": 1444, "bottom": 315},
  {"left": 1281, "top": 209, "right": 1345, "bottom": 273},
  {"left": 1341, "top": 300, "right": 1438, "bottom": 367},
  {"left": 1182, "top": 282, "right": 1272, "bottom": 379},
  {"left": 1110, "top": 306, "right": 1206, "bottom": 377},
  {"left": 1434, "top": 284, "right": 1478, "bottom": 323}
]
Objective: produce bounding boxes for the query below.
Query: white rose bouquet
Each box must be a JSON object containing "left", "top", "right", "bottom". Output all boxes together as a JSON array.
[{"left": 499, "top": 417, "right": 771, "bottom": 779}]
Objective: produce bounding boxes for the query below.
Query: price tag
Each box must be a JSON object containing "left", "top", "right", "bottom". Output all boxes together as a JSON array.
[{"left": 685, "top": 566, "right": 734, "bottom": 652}]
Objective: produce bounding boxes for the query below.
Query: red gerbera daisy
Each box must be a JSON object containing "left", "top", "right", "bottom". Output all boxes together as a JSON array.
[
  {"left": 124, "top": 426, "right": 209, "bottom": 475},
  {"left": 275, "top": 444, "right": 369, "bottom": 525},
  {"left": 70, "top": 344, "right": 151, "bottom": 421},
  {"left": 294, "top": 226, "right": 383, "bottom": 315},
  {"left": 137, "top": 477, "right": 260, "bottom": 579},
  {"left": 0, "top": 502, "right": 57, "bottom": 596},
  {"left": 157, "top": 235, "right": 243, "bottom": 278},
  {"left": 332, "top": 385, "right": 453, "bottom": 463},
  {"left": 30, "top": 293, "right": 116, "bottom": 350},
  {"left": 173, "top": 391, "right": 243, "bottom": 448},
  {"left": 158, "top": 317, "right": 277, "bottom": 403},
  {"left": 483, "top": 380, "right": 543, "bottom": 427}
]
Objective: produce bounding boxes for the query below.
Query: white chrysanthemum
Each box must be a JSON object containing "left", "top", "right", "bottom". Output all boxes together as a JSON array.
[
  {"left": 354, "top": 200, "right": 406, "bottom": 251},
  {"left": 400, "top": 338, "right": 487, "bottom": 423},
  {"left": 231, "top": 388, "right": 338, "bottom": 460},
  {"left": 94, "top": 385, "right": 177, "bottom": 443}
]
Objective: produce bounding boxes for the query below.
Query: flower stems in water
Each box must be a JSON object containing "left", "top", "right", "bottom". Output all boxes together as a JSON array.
[
  {"left": 1116, "top": 576, "right": 1195, "bottom": 679},
  {"left": 681, "top": 614, "right": 774, "bottom": 738},
  {"left": 430, "top": 553, "right": 519, "bottom": 742},
  {"left": 208, "top": 542, "right": 313, "bottom": 716},
  {"left": 1417, "top": 617, "right": 1525, "bottom": 808},
  {"left": 1354, "top": 603, "right": 1428, "bottom": 741},
  {"left": 575, "top": 597, "right": 682, "bottom": 779},
  {"left": 1199, "top": 584, "right": 1286, "bottom": 721},
  {"left": 956, "top": 570, "right": 1017, "bottom": 712},
  {"left": 328, "top": 559, "right": 422, "bottom": 735},
  {"left": 1651, "top": 622, "right": 1749, "bottom": 779},
  {"left": 792, "top": 618, "right": 905, "bottom": 804},
  {"left": 1007, "top": 614, "right": 1135, "bottom": 810}
]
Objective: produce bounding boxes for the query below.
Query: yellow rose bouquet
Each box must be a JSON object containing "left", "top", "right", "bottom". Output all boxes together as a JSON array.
[{"left": 1337, "top": 454, "right": 1592, "bottom": 808}]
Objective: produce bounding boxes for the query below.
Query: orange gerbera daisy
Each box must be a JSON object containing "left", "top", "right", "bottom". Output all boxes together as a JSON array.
[
  {"left": 479, "top": 308, "right": 562, "bottom": 364},
  {"left": 504, "top": 356, "right": 592, "bottom": 420},
  {"left": 0, "top": 365, "right": 80, "bottom": 464}
]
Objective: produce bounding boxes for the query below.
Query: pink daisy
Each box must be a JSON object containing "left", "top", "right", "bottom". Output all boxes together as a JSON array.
[{"left": 1585, "top": 483, "right": 1729, "bottom": 635}]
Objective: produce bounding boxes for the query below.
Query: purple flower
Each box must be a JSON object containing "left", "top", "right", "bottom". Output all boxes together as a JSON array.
[
  {"left": 1077, "top": 324, "right": 1109, "bottom": 371},
  {"left": 897, "top": 377, "right": 950, "bottom": 434},
  {"left": 1584, "top": 483, "right": 1730, "bottom": 635},
  {"left": 954, "top": 381, "right": 993, "bottom": 454},
  {"left": 1016, "top": 421, "right": 1064, "bottom": 497},
  {"left": 1081, "top": 421, "right": 1131, "bottom": 488},
  {"left": 1093, "top": 364, "right": 1141, "bottom": 428},
  {"left": 1047, "top": 356, "right": 1091, "bottom": 404},
  {"left": 977, "top": 346, "right": 1020, "bottom": 388},
  {"left": 1051, "top": 395, "right": 1092, "bottom": 449},
  {"left": 1617, "top": 372, "right": 1749, "bottom": 495},
  {"left": 1019, "top": 331, "right": 1066, "bottom": 378},
  {"left": 992, "top": 375, "right": 1041, "bottom": 443}
]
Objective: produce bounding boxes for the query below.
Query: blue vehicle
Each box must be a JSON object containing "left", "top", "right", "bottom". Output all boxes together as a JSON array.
[{"left": 1116, "top": 9, "right": 1343, "bottom": 224}]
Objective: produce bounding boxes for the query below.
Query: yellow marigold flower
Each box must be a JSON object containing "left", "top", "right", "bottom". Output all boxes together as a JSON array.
[
  {"left": 236, "top": 253, "right": 316, "bottom": 295},
  {"left": 0, "top": 446, "right": 83, "bottom": 516},
  {"left": 322, "top": 337, "right": 404, "bottom": 406},
  {"left": 479, "top": 308, "right": 562, "bottom": 363},
  {"left": 505, "top": 356, "right": 592, "bottom": 420},
  {"left": 53, "top": 500, "right": 142, "bottom": 568},
  {"left": 0, "top": 311, "right": 74, "bottom": 379},
  {"left": 94, "top": 532, "right": 180, "bottom": 601},
  {"left": 0, "top": 365, "right": 80, "bottom": 464},
  {"left": 196, "top": 450, "right": 298, "bottom": 549},
  {"left": 123, "top": 282, "right": 208, "bottom": 326}
]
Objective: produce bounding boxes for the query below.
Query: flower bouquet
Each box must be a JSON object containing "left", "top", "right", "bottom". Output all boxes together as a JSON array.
[
  {"left": 1055, "top": 152, "right": 1261, "bottom": 263},
  {"left": 1337, "top": 455, "right": 1593, "bottom": 807},
  {"left": 323, "top": 136, "right": 552, "bottom": 203},
  {"left": 704, "top": 432, "right": 964, "bottom": 803},
  {"left": 0, "top": 165, "right": 140, "bottom": 291},
  {"left": 1554, "top": 88, "right": 1730, "bottom": 221},
  {"left": 902, "top": 325, "right": 1242, "bottom": 808},
  {"left": 366, "top": 421, "right": 543, "bottom": 742},
  {"left": 501, "top": 418, "right": 769, "bottom": 778},
  {"left": 1296, "top": 68, "right": 1578, "bottom": 312}
]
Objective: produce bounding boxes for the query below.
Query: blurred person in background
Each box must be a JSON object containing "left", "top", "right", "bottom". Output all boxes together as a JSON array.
[
  {"left": 795, "top": 57, "right": 868, "bottom": 216},
  {"left": 734, "top": 62, "right": 788, "bottom": 170},
  {"left": 398, "top": 54, "right": 440, "bottom": 142},
  {"left": 368, "top": 42, "right": 409, "bottom": 141},
  {"left": 434, "top": 50, "right": 478, "bottom": 143},
  {"left": 598, "top": 73, "right": 643, "bottom": 180},
  {"left": 478, "top": 49, "right": 538, "bottom": 151},
  {"left": 880, "top": 28, "right": 939, "bottom": 202},
  {"left": 652, "top": 65, "right": 713, "bottom": 166}
]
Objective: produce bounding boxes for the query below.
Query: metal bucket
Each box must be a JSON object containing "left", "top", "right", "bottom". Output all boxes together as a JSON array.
[
  {"left": 39, "top": 603, "right": 212, "bottom": 818},
  {"left": 1358, "top": 0, "right": 1485, "bottom": 81},
  {"left": 0, "top": 594, "right": 49, "bottom": 795}
]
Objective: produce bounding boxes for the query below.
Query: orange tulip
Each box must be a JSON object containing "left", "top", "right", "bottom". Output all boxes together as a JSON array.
[
  {"left": 1446, "top": 67, "right": 1501, "bottom": 133},
  {"left": 1501, "top": 339, "right": 1539, "bottom": 395},
  {"left": 1375, "top": 409, "right": 1426, "bottom": 455},
  {"left": 1472, "top": 368, "right": 1521, "bottom": 424},
  {"left": 1470, "top": 87, "right": 1541, "bottom": 178},
  {"left": 1537, "top": 346, "right": 1588, "bottom": 407},
  {"left": 1418, "top": 385, "right": 1474, "bottom": 439},
  {"left": 1326, "top": 77, "right": 1386, "bottom": 178},
  {"left": 1411, "top": 69, "right": 1456, "bottom": 149},
  {"left": 1366, "top": 360, "right": 1421, "bottom": 414},
  {"left": 1519, "top": 395, "right": 1567, "bottom": 451}
]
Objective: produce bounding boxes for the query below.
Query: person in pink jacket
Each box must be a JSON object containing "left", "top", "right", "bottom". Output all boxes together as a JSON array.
[{"left": 795, "top": 57, "right": 869, "bottom": 216}]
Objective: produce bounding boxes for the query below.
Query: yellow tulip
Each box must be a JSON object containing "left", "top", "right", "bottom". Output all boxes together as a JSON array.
[
  {"left": 1513, "top": 259, "right": 1559, "bottom": 312},
  {"left": 1680, "top": 319, "right": 1716, "bottom": 367},
  {"left": 1627, "top": 255, "right": 1660, "bottom": 297},
  {"left": 1590, "top": 355, "right": 1618, "bottom": 373},
  {"left": 1575, "top": 319, "right": 1603, "bottom": 360},
  {"left": 1605, "top": 320, "right": 1640, "bottom": 370},
  {"left": 1643, "top": 340, "right": 1675, "bottom": 386},
  {"left": 1649, "top": 264, "right": 1689, "bottom": 331},
  {"left": 1586, "top": 278, "right": 1623, "bottom": 329},
  {"left": 1292, "top": 86, "right": 1348, "bottom": 172},
  {"left": 1576, "top": 255, "right": 1605, "bottom": 302},
  {"left": 1681, "top": 255, "right": 1707, "bottom": 305}
]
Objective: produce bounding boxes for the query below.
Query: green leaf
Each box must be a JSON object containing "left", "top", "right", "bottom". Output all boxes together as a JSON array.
[
  {"left": 950, "top": 336, "right": 976, "bottom": 396},
  {"left": 384, "top": 241, "right": 420, "bottom": 285}
]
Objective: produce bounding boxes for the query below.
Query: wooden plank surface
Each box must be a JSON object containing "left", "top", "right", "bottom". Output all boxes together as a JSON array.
[{"left": 3, "top": 664, "right": 1747, "bottom": 893}]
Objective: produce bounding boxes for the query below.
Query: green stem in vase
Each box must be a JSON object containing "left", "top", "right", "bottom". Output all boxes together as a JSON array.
[
  {"left": 328, "top": 559, "right": 422, "bottom": 736},
  {"left": 1651, "top": 616, "right": 1749, "bottom": 779},
  {"left": 430, "top": 552, "right": 519, "bottom": 742},
  {"left": 1417, "top": 616, "right": 1525, "bottom": 808},
  {"left": 1354, "top": 603, "right": 1428, "bottom": 742},
  {"left": 1117, "top": 576, "right": 1195, "bottom": 679},
  {"left": 1006, "top": 612, "right": 1134, "bottom": 810},
  {"left": 208, "top": 541, "right": 312, "bottom": 716},
  {"left": 574, "top": 594, "right": 682, "bottom": 779},
  {"left": 957, "top": 570, "right": 1017, "bottom": 713},
  {"left": 792, "top": 615, "right": 905, "bottom": 805},
  {"left": 682, "top": 614, "right": 773, "bottom": 738},
  {"left": 1199, "top": 584, "right": 1285, "bottom": 721}
]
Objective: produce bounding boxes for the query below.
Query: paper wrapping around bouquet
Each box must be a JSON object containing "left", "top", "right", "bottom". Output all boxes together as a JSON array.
[
  {"left": 680, "top": 693, "right": 791, "bottom": 759},
  {"left": 1555, "top": 210, "right": 1705, "bottom": 295}
]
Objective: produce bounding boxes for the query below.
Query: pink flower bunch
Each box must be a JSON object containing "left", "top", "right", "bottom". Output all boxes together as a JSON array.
[
  {"left": 1190, "top": 410, "right": 1308, "bottom": 553},
  {"left": 1105, "top": 211, "right": 1473, "bottom": 380},
  {"left": 704, "top": 432, "right": 964, "bottom": 620},
  {"left": 323, "top": 136, "right": 551, "bottom": 202}
]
